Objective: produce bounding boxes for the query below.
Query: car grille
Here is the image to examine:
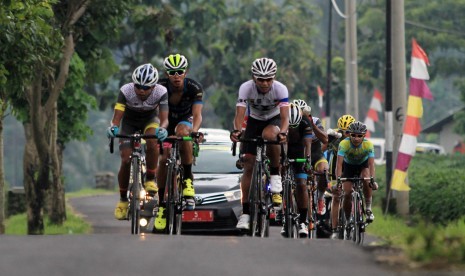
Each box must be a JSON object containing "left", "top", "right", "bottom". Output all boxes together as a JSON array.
[{"left": 198, "top": 192, "right": 227, "bottom": 205}]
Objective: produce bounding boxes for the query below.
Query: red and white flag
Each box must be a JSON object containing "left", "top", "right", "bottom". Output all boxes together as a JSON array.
[
  {"left": 364, "top": 89, "right": 383, "bottom": 138},
  {"left": 391, "top": 39, "right": 433, "bottom": 191},
  {"left": 317, "top": 85, "right": 324, "bottom": 109}
]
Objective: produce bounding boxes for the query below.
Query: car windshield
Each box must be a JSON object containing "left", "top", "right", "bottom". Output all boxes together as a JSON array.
[{"left": 193, "top": 144, "right": 242, "bottom": 174}]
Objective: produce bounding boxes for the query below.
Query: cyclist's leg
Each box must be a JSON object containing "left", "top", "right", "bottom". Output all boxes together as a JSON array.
[
  {"left": 341, "top": 162, "right": 356, "bottom": 219},
  {"left": 114, "top": 121, "right": 137, "bottom": 220},
  {"left": 263, "top": 115, "right": 282, "bottom": 205},
  {"left": 295, "top": 173, "right": 309, "bottom": 236},
  {"left": 236, "top": 117, "right": 262, "bottom": 229},
  {"left": 359, "top": 163, "right": 375, "bottom": 222},
  {"left": 314, "top": 157, "right": 329, "bottom": 215},
  {"left": 330, "top": 184, "right": 341, "bottom": 239},
  {"left": 175, "top": 121, "right": 195, "bottom": 203},
  {"left": 143, "top": 121, "right": 160, "bottom": 194}
]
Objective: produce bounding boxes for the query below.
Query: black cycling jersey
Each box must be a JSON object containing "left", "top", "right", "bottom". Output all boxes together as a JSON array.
[
  {"left": 158, "top": 77, "right": 203, "bottom": 121},
  {"left": 288, "top": 116, "right": 313, "bottom": 158}
]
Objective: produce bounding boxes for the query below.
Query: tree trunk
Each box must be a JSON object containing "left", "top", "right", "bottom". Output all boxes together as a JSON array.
[
  {"left": 23, "top": 123, "right": 45, "bottom": 235},
  {"left": 0, "top": 102, "right": 6, "bottom": 234},
  {"left": 49, "top": 103, "right": 66, "bottom": 224}
]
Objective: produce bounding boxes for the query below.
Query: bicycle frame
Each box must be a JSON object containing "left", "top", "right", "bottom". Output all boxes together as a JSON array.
[
  {"left": 232, "top": 137, "right": 283, "bottom": 238},
  {"left": 337, "top": 176, "right": 370, "bottom": 244},
  {"left": 109, "top": 132, "right": 158, "bottom": 235},
  {"left": 160, "top": 136, "right": 193, "bottom": 235},
  {"left": 282, "top": 157, "right": 306, "bottom": 239}
]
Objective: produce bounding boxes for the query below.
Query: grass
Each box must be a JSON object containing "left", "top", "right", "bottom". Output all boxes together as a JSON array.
[{"left": 4, "top": 188, "right": 114, "bottom": 235}]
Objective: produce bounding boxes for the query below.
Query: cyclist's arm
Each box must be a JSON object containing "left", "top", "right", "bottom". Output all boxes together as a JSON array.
[
  {"left": 110, "top": 107, "right": 124, "bottom": 127},
  {"left": 367, "top": 156, "right": 375, "bottom": 178},
  {"left": 159, "top": 110, "right": 169, "bottom": 129},
  {"left": 234, "top": 106, "right": 246, "bottom": 131},
  {"left": 303, "top": 137, "right": 312, "bottom": 159},
  {"left": 335, "top": 154, "right": 344, "bottom": 179},
  {"left": 309, "top": 116, "right": 328, "bottom": 144},
  {"left": 192, "top": 103, "right": 203, "bottom": 132},
  {"left": 279, "top": 105, "right": 290, "bottom": 134}
]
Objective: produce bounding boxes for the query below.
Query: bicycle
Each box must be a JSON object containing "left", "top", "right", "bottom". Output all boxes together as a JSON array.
[
  {"left": 281, "top": 156, "right": 307, "bottom": 238},
  {"left": 306, "top": 169, "right": 333, "bottom": 239},
  {"left": 109, "top": 132, "right": 158, "bottom": 235},
  {"left": 232, "top": 137, "right": 283, "bottom": 237},
  {"left": 157, "top": 135, "right": 196, "bottom": 235},
  {"left": 336, "top": 176, "right": 373, "bottom": 244}
]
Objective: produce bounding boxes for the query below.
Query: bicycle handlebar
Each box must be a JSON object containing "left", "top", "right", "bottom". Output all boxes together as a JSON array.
[
  {"left": 108, "top": 133, "right": 159, "bottom": 154},
  {"left": 338, "top": 177, "right": 373, "bottom": 182},
  {"left": 231, "top": 137, "right": 285, "bottom": 164}
]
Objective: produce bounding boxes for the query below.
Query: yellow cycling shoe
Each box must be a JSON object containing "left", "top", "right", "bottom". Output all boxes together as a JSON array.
[
  {"left": 114, "top": 201, "right": 129, "bottom": 220},
  {"left": 154, "top": 207, "right": 167, "bottom": 230},
  {"left": 272, "top": 193, "right": 282, "bottom": 205},
  {"left": 144, "top": 180, "right": 158, "bottom": 193},
  {"left": 183, "top": 178, "right": 195, "bottom": 197}
]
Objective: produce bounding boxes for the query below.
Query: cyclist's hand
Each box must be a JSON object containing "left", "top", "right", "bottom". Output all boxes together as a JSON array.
[
  {"left": 230, "top": 130, "right": 241, "bottom": 143},
  {"left": 327, "top": 128, "right": 342, "bottom": 138},
  {"left": 369, "top": 177, "right": 379, "bottom": 190},
  {"left": 304, "top": 156, "right": 312, "bottom": 173},
  {"left": 277, "top": 132, "right": 287, "bottom": 143},
  {"left": 302, "top": 106, "right": 312, "bottom": 116},
  {"left": 191, "top": 131, "right": 204, "bottom": 143},
  {"left": 155, "top": 127, "right": 168, "bottom": 141},
  {"left": 106, "top": 126, "right": 119, "bottom": 138}
]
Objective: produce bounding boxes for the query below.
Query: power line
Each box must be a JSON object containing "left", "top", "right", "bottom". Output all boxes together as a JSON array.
[{"left": 405, "top": 20, "right": 465, "bottom": 38}]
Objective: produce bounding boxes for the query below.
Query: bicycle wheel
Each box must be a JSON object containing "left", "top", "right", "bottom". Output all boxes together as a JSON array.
[
  {"left": 249, "top": 164, "right": 260, "bottom": 237},
  {"left": 337, "top": 202, "right": 346, "bottom": 240},
  {"left": 174, "top": 169, "right": 183, "bottom": 235},
  {"left": 307, "top": 189, "right": 316, "bottom": 239},
  {"left": 130, "top": 158, "right": 141, "bottom": 235},
  {"left": 353, "top": 193, "right": 364, "bottom": 244},
  {"left": 166, "top": 164, "right": 176, "bottom": 235},
  {"left": 283, "top": 178, "right": 297, "bottom": 239},
  {"left": 258, "top": 173, "right": 270, "bottom": 238}
]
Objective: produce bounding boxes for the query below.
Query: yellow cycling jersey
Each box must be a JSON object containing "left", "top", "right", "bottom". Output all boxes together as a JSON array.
[{"left": 337, "top": 138, "right": 375, "bottom": 165}]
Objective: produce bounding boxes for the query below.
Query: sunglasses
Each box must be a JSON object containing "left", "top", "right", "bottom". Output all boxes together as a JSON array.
[
  {"left": 167, "top": 70, "right": 186, "bottom": 76},
  {"left": 350, "top": 134, "right": 364, "bottom": 138},
  {"left": 256, "top": 77, "right": 274, "bottom": 82},
  {"left": 135, "top": 84, "right": 152, "bottom": 90}
]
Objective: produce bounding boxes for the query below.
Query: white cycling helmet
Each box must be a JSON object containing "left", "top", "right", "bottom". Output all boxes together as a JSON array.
[
  {"left": 289, "top": 103, "right": 303, "bottom": 127},
  {"left": 293, "top": 99, "right": 312, "bottom": 116},
  {"left": 251, "top": 57, "right": 277, "bottom": 78},
  {"left": 163, "top": 54, "right": 188, "bottom": 70},
  {"left": 132, "top": 63, "right": 158, "bottom": 86}
]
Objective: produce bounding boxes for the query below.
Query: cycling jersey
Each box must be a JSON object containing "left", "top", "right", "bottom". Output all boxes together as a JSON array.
[
  {"left": 288, "top": 115, "right": 313, "bottom": 153},
  {"left": 158, "top": 77, "right": 204, "bottom": 134},
  {"left": 338, "top": 138, "right": 375, "bottom": 165},
  {"left": 236, "top": 80, "right": 289, "bottom": 121},
  {"left": 115, "top": 83, "right": 168, "bottom": 123},
  {"left": 308, "top": 116, "right": 325, "bottom": 142}
]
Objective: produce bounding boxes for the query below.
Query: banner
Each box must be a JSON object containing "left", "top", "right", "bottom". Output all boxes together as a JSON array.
[{"left": 391, "top": 39, "right": 433, "bottom": 191}]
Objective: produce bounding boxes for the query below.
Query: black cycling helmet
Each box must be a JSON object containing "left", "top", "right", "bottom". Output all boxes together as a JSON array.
[{"left": 347, "top": 121, "right": 367, "bottom": 134}]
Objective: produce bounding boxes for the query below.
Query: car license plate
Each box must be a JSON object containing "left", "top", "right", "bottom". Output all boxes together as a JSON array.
[{"left": 182, "top": 210, "right": 214, "bottom": 222}]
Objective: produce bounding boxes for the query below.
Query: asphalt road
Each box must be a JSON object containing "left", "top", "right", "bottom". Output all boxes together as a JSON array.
[{"left": 0, "top": 194, "right": 458, "bottom": 276}]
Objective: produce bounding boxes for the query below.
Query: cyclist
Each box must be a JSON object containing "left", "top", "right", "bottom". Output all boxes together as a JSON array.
[
  {"left": 332, "top": 121, "right": 378, "bottom": 239},
  {"left": 281, "top": 103, "right": 313, "bottom": 237},
  {"left": 293, "top": 99, "right": 329, "bottom": 216},
  {"left": 325, "top": 114, "right": 355, "bottom": 238},
  {"left": 107, "top": 63, "right": 169, "bottom": 220},
  {"left": 155, "top": 54, "right": 204, "bottom": 230},
  {"left": 230, "top": 57, "right": 289, "bottom": 230}
]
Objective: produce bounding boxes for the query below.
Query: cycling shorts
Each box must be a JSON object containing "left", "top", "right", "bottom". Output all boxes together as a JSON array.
[
  {"left": 119, "top": 117, "right": 159, "bottom": 150},
  {"left": 242, "top": 115, "right": 281, "bottom": 155},
  {"left": 341, "top": 159, "right": 369, "bottom": 178}
]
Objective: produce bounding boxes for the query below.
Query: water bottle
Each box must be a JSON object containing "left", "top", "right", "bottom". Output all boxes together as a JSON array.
[{"left": 193, "top": 142, "right": 199, "bottom": 157}]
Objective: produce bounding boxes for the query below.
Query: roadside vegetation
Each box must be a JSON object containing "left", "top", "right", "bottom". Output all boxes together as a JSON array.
[{"left": 369, "top": 154, "right": 465, "bottom": 268}]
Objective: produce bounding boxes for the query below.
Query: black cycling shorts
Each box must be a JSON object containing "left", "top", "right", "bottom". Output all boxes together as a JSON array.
[
  {"left": 341, "top": 159, "right": 369, "bottom": 178},
  {"left": 242, "top": 115, "right": 281, "bottom": 155}
]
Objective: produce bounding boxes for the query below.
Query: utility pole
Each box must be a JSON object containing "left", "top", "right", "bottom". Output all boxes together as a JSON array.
[
  {"left": 384, "top": 0, "right": 394, "bottom": 214},
  {"left": 391, "top": 0, "right": 409, "bottom": 216},
  {"left": 325, "top": 0, "right": 332, "bottom": 128},
  {"left": 345, "top": 0, "right": 359, "bottom": 119}
]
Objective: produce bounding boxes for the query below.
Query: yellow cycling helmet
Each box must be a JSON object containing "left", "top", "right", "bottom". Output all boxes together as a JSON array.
[{"left": 337, "top": 114, "right": 356, "bottom": 131}]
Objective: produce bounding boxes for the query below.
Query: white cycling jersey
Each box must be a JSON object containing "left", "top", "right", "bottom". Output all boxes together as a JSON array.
[{"left": 236, "top": 80, "right": 289, "bottom": 121}]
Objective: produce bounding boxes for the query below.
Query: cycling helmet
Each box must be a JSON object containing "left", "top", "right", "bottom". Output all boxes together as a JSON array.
[
  {"left": 251, "top": 57, "right": 277, "bottom": 78},
  {"left": 292, "top": 99, "right": 308, "bottom": 109},
  {"left": 289, "top": 103, "right": 303, "bottom": 127},
  {"left": 132, "top": 63, "right": 158, "bottom": 86},
  {"left": 347, "top": 121, "right": 367, "bottom": 134},
  {"left": 337, "top": 114, "right": 356, "bottom": 131},
  {"left": 163, "top": 54, "right": 188, "bottom": 70}
]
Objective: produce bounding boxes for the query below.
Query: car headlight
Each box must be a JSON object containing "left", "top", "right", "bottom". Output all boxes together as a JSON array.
[{"left": 224, "top": 189, "right": 241, "bottom": 202}]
